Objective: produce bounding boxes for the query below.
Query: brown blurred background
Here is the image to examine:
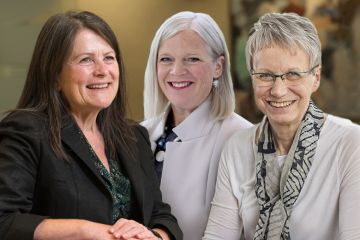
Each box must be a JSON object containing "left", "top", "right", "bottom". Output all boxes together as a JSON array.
[
  {"left": 0, "top": 0, "right": 359, "bottom": 123},
  {"left": 0, "top": 0, "right": 231, "bottom": 122}
]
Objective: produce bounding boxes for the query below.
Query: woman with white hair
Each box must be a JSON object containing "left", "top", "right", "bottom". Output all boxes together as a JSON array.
[
  {"left": 203, "top": 12, "right": 360, "bottom": 240},
  {"left": 142, "top": 11, "right": 252, "bottom": 240}
]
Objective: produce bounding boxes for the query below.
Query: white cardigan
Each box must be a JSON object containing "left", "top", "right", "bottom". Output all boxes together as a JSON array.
[
  {"left": 204, "top": 115, "right": 360, "bottom": 240},
  {"left": 142, "top": 100, "right": 252, "bottom": 240}
]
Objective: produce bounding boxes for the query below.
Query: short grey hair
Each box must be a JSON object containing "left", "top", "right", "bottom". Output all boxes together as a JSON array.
[
  {"left": 245, "top": 12, "right": 322, "bottom": 72},
  {"left": 144, "top": 11, "right": 235, "bottom": 120}
]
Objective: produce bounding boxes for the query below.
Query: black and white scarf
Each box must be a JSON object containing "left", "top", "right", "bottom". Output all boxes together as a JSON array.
[{"left": 253, "top": 100, "right": 325, "bottom": 240}]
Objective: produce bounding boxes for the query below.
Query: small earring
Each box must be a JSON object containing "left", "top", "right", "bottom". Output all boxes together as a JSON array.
[{"left": 212, "top": 79, "right": 219, "bottom": 88}]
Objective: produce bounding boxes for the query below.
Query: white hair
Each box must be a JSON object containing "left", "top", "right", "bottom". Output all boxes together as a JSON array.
[
  {"left": 143, "top": 11, "right": 235, "bottom": 120},
  {"left": 245, "top": 12, "right": 322, "bottom": 72}
]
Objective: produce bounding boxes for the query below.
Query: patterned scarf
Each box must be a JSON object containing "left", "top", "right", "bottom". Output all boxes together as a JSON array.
[{"left": 253, "top": 100, "right": 325, "bottom": 240}]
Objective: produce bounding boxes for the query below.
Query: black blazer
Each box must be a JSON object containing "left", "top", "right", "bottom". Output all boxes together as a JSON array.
[{"left": 0, "top": 111, "right": 182, "bottom": 240}]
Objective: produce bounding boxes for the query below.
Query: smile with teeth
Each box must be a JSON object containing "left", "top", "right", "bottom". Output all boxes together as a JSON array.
[
  {"left": 268, "top": 100, "right": 294, "bottom": 108},
  {"left": 170, "top": 81, "right": 192, "bottom": 88},
  {"left": 87, "top": 83, "right": 110, "bottom": 89}
]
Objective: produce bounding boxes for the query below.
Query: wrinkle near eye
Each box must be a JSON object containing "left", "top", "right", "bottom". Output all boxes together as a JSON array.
[
  {"left": 186, "top": 57, "right": 201, "bottom": 63},
  {"left": 159, "top": 57, "right": 172, "bottom": 63},
  {"left": 79, "top": 57, "right": 94, "bottom": 65},
  {"left": 287, "top": 72, "right": 301, "bottom": 76},
  {"left": 104, "top": 55, "right": 116, "bottom": 63}
]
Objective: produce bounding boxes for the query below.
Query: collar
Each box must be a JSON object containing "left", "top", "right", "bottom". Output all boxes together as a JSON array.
[
  {"left": 142, "top": 98, "right": 216, "bottom": 149},
  {"left": 172, "top": 98, "right": 216, "bottom": 141}
]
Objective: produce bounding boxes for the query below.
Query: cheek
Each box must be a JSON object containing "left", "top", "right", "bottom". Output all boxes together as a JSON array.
[
  {"left": 58, "top": 77, "right": 75, "bottom": 96},
  {"left": 57, "top": 69, "right": 70, "bottom": 92},
  {"left": 111, "top": 64, "right": 120, "bottom": 77},
  {"left": 63, "top": 69, "right": 87, "bottom": 87},
  {"left": 156, "top": 62, "right": 166, "bottom": 76},
  {"left": 156, "top": 71, "right": 165, "bottom": 84},
  {"left": 113, "top": 79, "right": 120, "bottom": 92},
  {"left": 292, "top": 84, "right": 313, "bottom": 99},
  {"left": 252, "top": 86, "right": 269, "bottom": 108},
  {"left": 113, "top": 73, "right": 120, "bottom": 89},
  {"left": 253, "top": 84, "right": 267, "bottom": 98},
  {"left": 156, "top": 75, "right": 167, "bottom": 94},
  {"left": 156, "top": 72, "right": 166, "bottom": 89},
  {"left": 194, "top": 67, "right": 213, "bottom": 84},
  {"left": 157, "top": 67, "right": 168, "bottom": 86}
]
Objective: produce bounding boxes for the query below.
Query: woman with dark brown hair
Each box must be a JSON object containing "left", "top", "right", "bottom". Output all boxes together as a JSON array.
[{"left": 0, "top": 11, "right": 182, "bottom": 240}]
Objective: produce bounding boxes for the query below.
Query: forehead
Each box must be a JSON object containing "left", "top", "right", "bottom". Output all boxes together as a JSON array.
[
  {"left": 253, "top": 45, "right": 309, "bottom": 69},
  {"left": 159, "top": 30, "right": 210, "bottom": 53},
  {"left": 71, "top": 28, "right": 113, "bottom": 51}
]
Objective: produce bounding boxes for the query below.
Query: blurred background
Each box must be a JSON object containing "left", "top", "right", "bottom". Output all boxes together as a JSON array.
[
  {"left": 231, "top": 0, "right": 360, "bottom": 123},
  {"left": 0, "top": 0, "right": 359, "bottom": 123}
]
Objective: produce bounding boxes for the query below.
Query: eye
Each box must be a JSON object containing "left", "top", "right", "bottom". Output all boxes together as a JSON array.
[
  {"left": 104, "top": 55, "right": 116, "bottom": 63},
  {"left": 158, "top": 57, "right": 172, "bottom": 63},
  {"left": 186, "top": 57, "right": 200, "bottom": 63},
  {"left": 257, "top": 73, "right": 274, "bottom": 81},
  {"left": 79, "top": 57, "right": 93, "bottom": 64},
  {"left": 285, "top": 72, "right": 301, "bottom": 80}
]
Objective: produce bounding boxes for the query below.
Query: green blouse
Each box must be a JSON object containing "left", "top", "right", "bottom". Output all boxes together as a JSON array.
[{"left": 80, "top": 132, "right": 133, "bottom": 223}]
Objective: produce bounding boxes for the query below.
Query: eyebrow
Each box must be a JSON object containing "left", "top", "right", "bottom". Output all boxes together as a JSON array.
[
  {"left": 72, "top": 50, "right": 116, "bottom": 58},
  {"left": 255, "top": 66, "right": 304, "bottom": 72}
]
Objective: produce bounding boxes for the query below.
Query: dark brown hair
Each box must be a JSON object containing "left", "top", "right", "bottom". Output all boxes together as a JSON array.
[{"left": 16, "top": 11, "right": 134, "bottom": 160}]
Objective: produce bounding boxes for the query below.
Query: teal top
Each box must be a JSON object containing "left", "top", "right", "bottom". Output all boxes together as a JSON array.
[
  {"left": 93, "top": 156, "right": 133, "bottom": 223},
  {"left": 80, "top": 131, "right": 133, "bottom": 223}
]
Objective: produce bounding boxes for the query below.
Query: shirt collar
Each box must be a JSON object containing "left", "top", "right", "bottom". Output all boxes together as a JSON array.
[{"left": 172, "top": 98, "right": 216, "bottom": 141}]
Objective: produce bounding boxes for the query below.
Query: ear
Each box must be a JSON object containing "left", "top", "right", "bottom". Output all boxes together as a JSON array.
[
  {"left": 312, "top": 65, "right": 321, "bottom": 92},
  {"left": 214, "top": 55, "right": 224, "bottom": 79}
]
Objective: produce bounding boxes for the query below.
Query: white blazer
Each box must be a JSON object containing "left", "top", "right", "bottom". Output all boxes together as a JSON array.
[{"left": 142, "top": 100, "right": 252, "bottom": 240}]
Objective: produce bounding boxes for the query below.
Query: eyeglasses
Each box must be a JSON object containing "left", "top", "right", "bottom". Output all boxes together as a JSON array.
[{"left": 251, "top": 65, "right": 318, "bottom": 87}]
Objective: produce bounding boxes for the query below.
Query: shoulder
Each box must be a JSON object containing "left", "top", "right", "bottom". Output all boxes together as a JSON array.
[
  {"left": 130, "top": 122, "right": 151, "bottom": 146},
  {"left": 224, "top": 125, "right": 257, "bottom": 151},
  {"left": 216, "top": 112, "right": 253, "bottom": 141},
  {"left": 323, "top": 115, "right": 360, "bottom": 186},
  {"left": 0, "top": 111, "right": 48, "bottom": 161},
  {"left": 141, "top": 114, "right": 164, "bottom": 131},
  {"left": 218, "top": 125, "right": 257, "bottom": 181},
  {"left": 321, "top": 115, "right": 360, "bottom": 162},
  {"left": 322, "top": 115, "right": 360, "bottom": 142},
  {"left": 221, "top": 112, "right": 253, "bottom": 130},
  {"left": 219, "top": 125, "right": 257, "bottom": 167},
  {"left": 0, "top": 110, "right": 47, "bottom": 134},
  {"left": 140, "top": 114, "right": 167, "bottom": 144}
]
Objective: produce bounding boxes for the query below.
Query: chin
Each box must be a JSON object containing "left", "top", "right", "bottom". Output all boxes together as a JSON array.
[
  {"left": 95, "top": 102, "right": 113, "bottom": 111},
  {"left": 269, "top": 114, "right": 300, "bottom": 127}
]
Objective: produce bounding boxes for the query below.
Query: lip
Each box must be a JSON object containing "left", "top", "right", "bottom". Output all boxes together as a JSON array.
[
  {"left": 86, "top": 82, "right": 111, "bottom": 89},
  {"left": 266, "top": 100, "right": 295, "bottom": 108},
  {"left": 168, "top": 81, "right": 193, "bottom": 89}
]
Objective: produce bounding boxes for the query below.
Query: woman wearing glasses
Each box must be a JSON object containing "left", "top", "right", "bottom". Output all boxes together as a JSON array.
[{"left": 203, "top": 12, "right": 360, "bottom": 240}]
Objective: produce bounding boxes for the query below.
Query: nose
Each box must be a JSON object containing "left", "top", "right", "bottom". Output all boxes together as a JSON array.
[
  {"left": 170, "top": 61, "right": 186, "bottom": 76},
  {"left": 270, "top": 77, "right": 288, "bottom": 97},
  {"left": 93, "top": 60, "right": 107, "bottom": 77}
]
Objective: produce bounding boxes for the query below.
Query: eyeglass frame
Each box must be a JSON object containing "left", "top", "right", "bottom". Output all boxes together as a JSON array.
[{"left": 250, "top": 65, "right": 319, "bottom": 85}]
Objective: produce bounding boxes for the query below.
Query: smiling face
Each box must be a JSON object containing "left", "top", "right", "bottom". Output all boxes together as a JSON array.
[
  {"left": 157, "top": 30, "right": 223, "bottom": 121},
  {"left": 58, "top": 28, "right": 119, "bottom": 116},
  {"left": 252, "top": 45, "right": 320, "bottom": 129}
]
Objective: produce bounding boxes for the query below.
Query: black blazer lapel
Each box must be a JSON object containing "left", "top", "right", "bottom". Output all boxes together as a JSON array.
[
  {"left": 61, "top": 116, "right": 147, "bottom": 223},
  {"left": 117, "top": 145, "right": 146, "bottom": 223},
  {"left": 60, "top": 116, "right": 108, "bottom": 188}
]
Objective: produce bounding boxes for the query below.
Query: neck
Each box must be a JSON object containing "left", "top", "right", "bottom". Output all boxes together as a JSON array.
[
  {"left": 270, "top": 122, "right": 299, "bottom": 155},
  {"left": 171, "top": 107, "right": 192, "bottom": 126},
  {"left": 71, "top": 111, "right": 99, "bottom": 133}
]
